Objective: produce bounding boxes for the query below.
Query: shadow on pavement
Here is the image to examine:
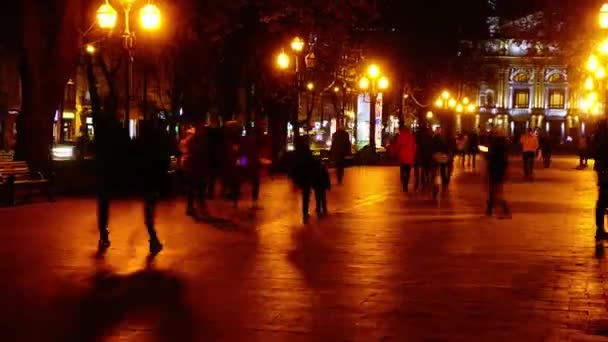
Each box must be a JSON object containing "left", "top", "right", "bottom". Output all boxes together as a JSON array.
[{"left": 56, "top": 264, "right": 195, "bottom": 342}]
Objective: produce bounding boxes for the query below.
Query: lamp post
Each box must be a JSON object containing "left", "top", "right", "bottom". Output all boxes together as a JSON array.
[
  {"left": 276, "top": 37, "right": 316, "bottom": 140},
  {"left": 359, "top": 64, "right": 388, "bottom": 153},
  {"left": 96, "top": 0, "right": 161, "bottom": 129},
  {"left": 434, "top": 90, "right": 476, "bottom": 134}
]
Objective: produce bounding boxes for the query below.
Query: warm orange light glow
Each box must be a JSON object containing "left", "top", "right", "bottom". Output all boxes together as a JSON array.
[
  {"left": 467, "top": 104, "right": 476, "bottom": 113},
  {"left": 598, "top": 66, "right": 607, "bottom": 79},
  {"left": 291, "top": 37, "right": 304, "bottom": 52},
  {"left": 435, "top": 99, "right": 443, "bottom": 108},
  {"left": 97, "top": 2, "right": 117, "bottom": 29},
  {"left": 426, "top": 111, "right": 433, "bottom": 119},
  {"left": 456, "top": 104, "right": 463, "bottom": 113},
  {"left": 277, "top": 52, "right": 290, "bottom": 69},
  {"left": 588, "top": 55, "right": 600, "bottom": 72},
  {"left": 462, "top": 97, "right": 470, "bottom": 105},
  {"left": 306, "top": 82, "right": 314, "bottom": 91},
  {"left": 86, "top": 44, "right": 96, "bottom": 54},
  {"left": 589, "top": 92, "right": 599, "bottom": 102},
  {"left": 448, "top": 98, "right": 457, "bottom": 108},
  {"left": 140, "top": 4, "right": 161, "bottom": 30},
  {"left": 600, "top": 3, "right": 608, "bottom": 29},
  {"left": 359, "top": 77, "right": 370, "bottom": 90},
  {"left": 441, "top": 91, "right": 450, "bottom": 100},
  {"left": 586, "top": 76, "right": 595, "bottom": 90},
  {"left": 368, "top": 64, "right": 380, "bottom": 79},
  {"left": 378, "top": 76, "right": 389, "bottom": 89},
  {"left": 334, "top": 86, "right": 340, "bottom": 92}
]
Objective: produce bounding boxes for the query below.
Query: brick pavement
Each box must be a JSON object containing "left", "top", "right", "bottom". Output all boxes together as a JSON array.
[{"left": 0, "top": 156, "right": 607, "bottom": 341}]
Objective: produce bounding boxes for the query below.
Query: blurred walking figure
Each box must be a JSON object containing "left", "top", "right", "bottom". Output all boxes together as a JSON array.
[
  {"left": 330, "top": 122, "right": 351, "bottom": 185},
  {"left": 241, "top": 125, "right": 263, "bottom": 209},
  {"left": 484, "top": 128, "right": 511, "bottom": 217},
  {"left": 394, "top": 125, "right": 416, "bottom": 192},
  {"left": 414, "top": 127, "right": 432, "bottom": 191},
  {"left": 95, "top": 119, "right": 129, "bottom": 251},
  {"left": 430, "top": 127, "right": 452, "bottom": 197},
  {"left": 538, "top": 131, "right": 552, "bottom": 168},
  {"left": 206, "top": 115, "right": 224, "bottom": 198},
  {"left": 185, "top": 122, "right": 210, "bottom": 218},
  {"left": 96, "top": 119, "right": 169, "bottom": 255},
  {"left": 456, "top": 133, "right": 467, "bottom": 167},
  {"left": 312, "top": 160, "right": 331, "bottom": 217},
  {"left": 290, "top": 137, "right": 328, "bottom": 223},
  {"left": 520, "top": 128, "right": 539, "bottom": 180},
  {"left": 467, "top": 130, "right": 479, "bottom": 168},
  {"left": 578, "top": 135, "right": 589, "bottom": 169},
  {"left": 593, "top": 122, "right": 608, "bottom": 241}
]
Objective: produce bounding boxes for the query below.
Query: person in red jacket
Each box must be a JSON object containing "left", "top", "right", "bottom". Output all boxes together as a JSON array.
[{"left": 394, "top": 125, "right": 417, "bottom": 192}]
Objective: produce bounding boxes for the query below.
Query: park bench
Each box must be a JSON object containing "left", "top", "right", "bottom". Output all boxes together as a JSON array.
[
  {"left": 0, "top": 161, "right": 53, "bottom": 205},
  {"left": 0, "top": 151, "right": 14, "bottom": 162}
]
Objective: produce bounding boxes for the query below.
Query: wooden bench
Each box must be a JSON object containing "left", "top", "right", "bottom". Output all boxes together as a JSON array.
[
  {"left": 0, "top": 151, "right": 14, "bottom": 162},
  {"left": 0, "top": 161, "right": 53, "bottom": 205}
]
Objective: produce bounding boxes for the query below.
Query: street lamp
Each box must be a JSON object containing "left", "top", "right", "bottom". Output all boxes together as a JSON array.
[
  {"left": 96, "top": 0, "right": 162, "bottom": 128},
  {"left": 275, "top": 36, "right": 315, "bottom": 140},
  {"left": 359, "top": 64, "right": 389, "bottom": 152},
  {"left": 600, "top": 3, "right": 608, "bottom": 29},
  {"left": 434, "top": 89, "right": 477, "bottom": 133}
]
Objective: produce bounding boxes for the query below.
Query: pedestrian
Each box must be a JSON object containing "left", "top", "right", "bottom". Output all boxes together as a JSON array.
[
  {"left": 179, "top": 124, "right": 197, "bottom": 216},
  {"left": 394, "top": 125, "right": 417, "bottom": 192},
  {"left": 467, "top": 129, "right": 480, "bottom": 168},
  {"left": 538, "top": 131, "right": 552, "bottom": 168},
  {"left": 241, "top": 125, "right": 263, "bottom": 209},
  {"left": 206, "top": 114, "right": 224, "bottom": 198},
  {"left": 289, "top": 137, "right": 317, "bottom": 223},
  {"left": 578, "top": 135, "right": 589, "bottom": 169},
  {"left": 330, "top": 122, "right": 351, "bottom": 185},
  {"left": 456, "top": 133, "right": 467, "bottom": 167},
  {"left": 414, "top": 127, "right": 432, "bottom": 191},
  {"left": 484, "top": 127, "right": 511, "bottom": 217},
  {"left": 189, "top": 122, "right": 210, "bottom": 217},
  {"left": 520, "top": 128, "right": 539, "bottom": 179},
  {"left": 593, "top": 121, "right": 608, "bottom": 242},
  {"left": 95, "top": 118, "right": 129, "bottom": 251},
  {"left": 96, "top": 119, "right": 168, "bottom": 255},
  {"left": 223, "top": 121, "right": 243, "bottom": 208},
  {"left": 430, "top": 127, "right": 452, "bottom": 196},
  {"left": 312, "top": 160, "right": 331, "bottom": 217}
]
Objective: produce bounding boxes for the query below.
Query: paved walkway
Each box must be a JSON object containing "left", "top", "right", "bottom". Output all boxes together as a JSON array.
[{"left": 1, "top": 156, "right": 607, "bottom": 341}]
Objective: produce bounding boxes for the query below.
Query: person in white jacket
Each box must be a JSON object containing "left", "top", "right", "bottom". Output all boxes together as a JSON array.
[{"left": 520, "top": 128, "right": 539, "bottom": 180}]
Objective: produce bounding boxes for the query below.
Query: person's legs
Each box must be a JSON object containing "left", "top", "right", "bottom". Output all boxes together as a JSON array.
[
  {"left": 596, "top": 182, "right": 608, "bottom": 239},
  {"left": 402, "top": 164, "right": 411, "bottom": 192},
  {"left": 336, "top": 159, "right": 345, "bottom": 185},
  {"left": 440, "top": 163, "right": 449, "bottom": 191},
  {"left": 302, "top": 187, "right": 311, "bottom": 222},
  {"left": 314, "top": 187, "right": 322, "bottom": 214},
  {"left": 144, "top": 190, "right": 163, "bottom": 253},
  {"left": 528, "top": 152, "right": 535, "bottom": 177},
  {"left": 97, "top": 190, "right": 110, "bottom": 244},
  {"left": 251, "top": 173, "right": 260, "bottom": 206},
  {"left": 460, "top": 151, "right": 465, "bottom": 167},
  {"left": 472, "top": 152, "right": 477, "bottom": 169}
]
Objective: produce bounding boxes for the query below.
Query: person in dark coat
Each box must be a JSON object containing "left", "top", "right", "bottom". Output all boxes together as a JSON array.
[
  {"left": 330, "top": 124, "right": 351, "bottom": 185},
  {"left": 593, "top": 121, "right": 608, "bottom": 241},
  {"left": 538, "top": 131, "right": 552, "bottom": 168},
  {"left": 95, "top": 118, "right": 129, "bottom": 251},
  {"left": 485, "top": 128, "right": 510, "bottom": 217},
  {"left": 206, "top": 115, "right": 224, "bottom": 198},
  {"left": 289, "top": 137, "right": 329, "bottom": 223},
  {"left": 414, "top": 127, "right": 432, "bottom": 191},
  {"left": 467, "top": 130, "right": 480, "bottom": 168},
  {"left": 430, "top": 127, "right": 451, "bottom": 193},
  {"left": 241, "top": 126, "right": 263, "bottom": 208}
]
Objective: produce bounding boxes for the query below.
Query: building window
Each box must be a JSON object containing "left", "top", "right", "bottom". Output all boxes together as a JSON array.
[
  {"left": 513, "top": 89, "right": 529, "bottom": 108},
  {"left": 548, "top": 89, "right": 565, "bottom": 109},
  {"left": 513, "top": 72, "right": 529, "bottom": 83}
]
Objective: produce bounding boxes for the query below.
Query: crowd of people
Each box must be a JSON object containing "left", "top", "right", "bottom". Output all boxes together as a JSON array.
[{"left": 92, "top": 113, "right": 608, "bottom": 253}]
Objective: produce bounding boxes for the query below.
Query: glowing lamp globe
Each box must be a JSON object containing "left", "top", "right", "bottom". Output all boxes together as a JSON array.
[
  {"left": 600, "top": 3, "right": 608, "bottom": 29},
  {"left": 291, "top": 37, "right": 304, "bottom": 53},
  {"left": 97, "top": 3, "right": 117, "bottom": 29},
  {"left": 368, "top": 65, "right": 380, "bottom": 78},
  {"left": 378, "top": 76, "right": 389, "bottom": 89},
  {"left": 140, "top": 4, "right": 161, "bottom": 30},
  {"left": 277, "top": 52, "right": 290, "bottom": 69},
  {"left": 359, "top": 77, "right": 370, "bottom": 90}
]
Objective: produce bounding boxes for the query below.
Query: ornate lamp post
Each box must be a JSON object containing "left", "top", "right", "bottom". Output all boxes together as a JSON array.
[
  {"left": 359, "top": 64, "right": 388, "bottom": 152},
  {"left": 96, "top": 0, "right": 161, "bottom": 129},
  {"left": 276, "top": 37, "right": 316, "bottom": 140}
]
